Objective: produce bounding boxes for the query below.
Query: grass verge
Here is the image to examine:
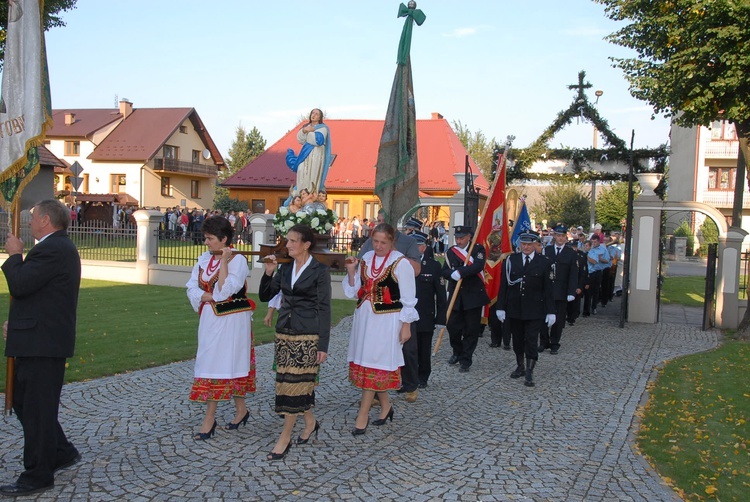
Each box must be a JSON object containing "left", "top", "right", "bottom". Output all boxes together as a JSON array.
[
  {"left": 0, "top": 279, "right": 355, "bottom": 392},
  {"left": 637, "top": 341, "right": 750, "bottom": 500}
]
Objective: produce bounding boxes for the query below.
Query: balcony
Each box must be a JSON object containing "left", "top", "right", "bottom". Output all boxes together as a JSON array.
[
  {"left": 701, "top": 189, "right": 750, "bottom": 209},
  {"left": 704, "top": 140, "right": 739, "bottom": 159},
  {"left": 152, "top": 158, "right": 217, "bottom": 178}
]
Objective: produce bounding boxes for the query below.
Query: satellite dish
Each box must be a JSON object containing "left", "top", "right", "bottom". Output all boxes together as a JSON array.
[{"left": 202, "top": 149, "right": 211, "bottom": 160}]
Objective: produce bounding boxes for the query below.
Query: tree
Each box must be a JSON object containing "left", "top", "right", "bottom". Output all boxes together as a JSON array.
[
  {"left": 596, "top": 0, "right": 750, "bottom": 223},
  {"left": 0, "top": 0, "right": 78, "bottom": 71},
  {"left": 595, "top": 181, "right": 631, "bottom": 232},
  {"left": 452, "top": 120, "right": 499, "bottom": 182},
  {"left": 221, "top": 124, "right": 266, "bottom": 182},
  {"left": 530, "top": 180, "right": 590, "bottom": 228},
  {"left": 213, "top": 192, "right": 248, "bottom": 214}
]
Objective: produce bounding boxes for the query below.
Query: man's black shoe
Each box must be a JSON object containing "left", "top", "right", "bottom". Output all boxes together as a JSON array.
[
  {"left": 537, "top": 346, "right": 546, "bottom": 353},
  {"left": 489, "top": 342, "right": 500, "bottom": 348},
  {"left": 550, "top": 349, "right": 559, "bottom": 355},
  {"left": 0, "top": 482, "right": 53, "bottom": 496},
  {"left": 582, "top": 312, "right": 590, "bottom": 317},
  {"left": 458, "top": 365, "right": 470, "bottom": 373},
  {"left": 502, "top": 345, "right": 511, "bottom": 351},
  {"left": 417, "top": 383, "right": 427, "bottom": 389},
  {"left": 54, "top": 453, "right": 81, "bottom": 472},
  {"left": 447, "top": 355, "right": 459, "bottom": 365},
  {"left": 396, "top": 387, "right": 407, "bottom": 394}
]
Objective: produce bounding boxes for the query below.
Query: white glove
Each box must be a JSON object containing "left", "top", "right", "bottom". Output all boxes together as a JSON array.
[
  {"left": 450, "top": 270, "right": 461, "bottom": 281},
  {"left": 545, "top": 314, "right": 556, "bottom": 327},
  {"left": 567, "top": 295, "right": 575, "bottom": 302},
  {"left": 496, "top": 310, "right": 506, "bottom": 322}
]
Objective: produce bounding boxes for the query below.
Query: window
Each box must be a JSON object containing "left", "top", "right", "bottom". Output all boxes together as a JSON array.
[
  {"left": 161, "top": 177, "right": 172, "bottom": 196},
  {"left": 191, "top": 180, "right": 200, "bottom": 198},
  {"left": 252, "top": 199, "right": 266, "bottom": 214},
  {"left": 710, "top": 121, "right": 738, "bottom": 140},
  {"left": 163, "top": 145, "right": 177, "bottom": 159},
  {"left": 65, "top": 141, "right": 80, "bottom": 156},
  {"left": 112, "top": 174, "right": 126, "bottom": 193},
  {"left": 363, "top": 201, "right": 381, "bottom": 221},
  {"left": 334, "top": 200, "right": 349, "bottom": 218},
  {"left": 179, "top": 125, "right": 188, "bottom": 134},
  {"left": 192, "top": 150, "right": 200, "bottom": 163},
  {"left": 707, "top": 167, "right": 736, "bottom": 190}
]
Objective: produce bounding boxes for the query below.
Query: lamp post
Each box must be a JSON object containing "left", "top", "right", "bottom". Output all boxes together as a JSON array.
[{"left": 590, "top": 89, "right": 603, "bottom": 231}]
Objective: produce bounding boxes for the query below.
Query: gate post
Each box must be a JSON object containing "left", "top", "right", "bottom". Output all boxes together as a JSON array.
[
  {"left": 716, "top": 226, "right": 749, "bottom": 329},
  {"left": 629, "top": 178, "right": 663, "bottom": 323},
  {"left": 133, "top": 209, "right": 163, "bottom": 285}
]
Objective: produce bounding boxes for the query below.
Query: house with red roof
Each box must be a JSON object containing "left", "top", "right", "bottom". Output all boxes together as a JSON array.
[
  {"left": 223, "top": 112, "right": 489, "bottom": 224},
  {"left": 44, "top": 99, "right": 224, "bottom": 212}
]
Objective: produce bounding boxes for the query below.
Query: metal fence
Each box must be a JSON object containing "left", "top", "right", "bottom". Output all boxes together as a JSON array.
[
  {"left": 0, "top": 214, "right": 137, "bottom": 262},
  {"left": 741, "top": 251, "right": 749, "bottom": 299}
]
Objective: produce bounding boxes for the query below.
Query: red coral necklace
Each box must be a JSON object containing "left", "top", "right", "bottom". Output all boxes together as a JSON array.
[
  {"left": 370, "top": 250, "right": 391, "bottom": 277},
  {"left": 206, "top": 256, "right": 220, "bottom": 276}
]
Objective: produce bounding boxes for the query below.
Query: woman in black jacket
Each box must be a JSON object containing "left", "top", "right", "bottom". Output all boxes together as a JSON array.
[{"left": 259, "top": 224, "right": 331, "bottom": 461}]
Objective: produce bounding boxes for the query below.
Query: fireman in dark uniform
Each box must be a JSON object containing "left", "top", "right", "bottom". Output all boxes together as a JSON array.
[
  {"left": 410, "top": 231, "right": 447, "bottom": 387},
  {"left": 496, "top": 231, "right": 555, "bottom": 387},
  {"left": 441, "top": 226, "right": 490, "bottom": 373}
]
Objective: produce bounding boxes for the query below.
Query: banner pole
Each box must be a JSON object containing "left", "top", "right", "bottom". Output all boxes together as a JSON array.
[{"left": 4, "top": 199, "right": 21, "bottom": 416}]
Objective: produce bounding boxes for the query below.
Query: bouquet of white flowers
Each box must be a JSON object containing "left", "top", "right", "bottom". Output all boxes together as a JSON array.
[{"left": 273, "top": 205, "right": 337, "bottom": 237}]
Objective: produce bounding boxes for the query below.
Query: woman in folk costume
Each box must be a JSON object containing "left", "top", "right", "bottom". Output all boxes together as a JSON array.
[
  {"left": 343, "top": 223, "right": 418, "bottom": 435},
  {"left": 259, "top": 224, "right": 332, "bottom": 461},
  {"left": 186, "top": 216, "right": 256, "bottom": 440},
  {"left": 286, "top": 108, "right": 332, "bottom": 194}
]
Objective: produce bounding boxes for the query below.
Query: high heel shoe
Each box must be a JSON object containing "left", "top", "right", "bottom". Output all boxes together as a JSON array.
[
  {"left": 351, "top": 424, "right": 368, "bottom": 436},
  {"left": 266, "top": 441, "right": 292, "bottom": 461},
  {"left": 224, "top": 410, "right": 250, "bottom": 430},
  {"left": 371, "top": 406, "right": 394, "bottom": 426},
  {"left": 296, "top": 421, "right": 320, "bottom": 444},
  {"left": 193, "top": 421, "right": 217, "bottom": 441}
]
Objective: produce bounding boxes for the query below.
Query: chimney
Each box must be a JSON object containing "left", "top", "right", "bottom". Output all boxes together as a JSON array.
[
  {"left": 119, "top": 99, "right": 133, "bottom": 119},
  {"left": 64, "top": 113, "right": 75, "bottom": 125},
  {"left": 431, "top": 112, "right": 444, "bottom": 120}
]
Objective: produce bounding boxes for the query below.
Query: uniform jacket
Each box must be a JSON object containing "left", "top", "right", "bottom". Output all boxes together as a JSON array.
[
  {"left": 259, "top": 257, "right": 332, "bottom": 352},
  {"left": 2, "top": 229, "right": 81, "bottom": 358},
  {"left": 543, "top": 244, "right": 579, "bottom": 300},
  {"left": 414, "top": 255, "right": 447, "bottom": 332},
  {"left": 496, "top": 252, "right": 555, "bottom": 321},
  {"left": 441, "top": 243, "right": 490, "bottom": 310},
  {"left": 575, "top": 248, "right": 589, "bottom": 290}
]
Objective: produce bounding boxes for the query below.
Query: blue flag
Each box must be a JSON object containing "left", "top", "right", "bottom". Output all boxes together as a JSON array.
[{"left": 510, "top": 202, "right": 531, "bottom": 250}]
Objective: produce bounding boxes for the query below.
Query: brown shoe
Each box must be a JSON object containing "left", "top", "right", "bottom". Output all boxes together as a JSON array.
[{"left": 405, "top": 390, "right": 418, "bottom": 403}]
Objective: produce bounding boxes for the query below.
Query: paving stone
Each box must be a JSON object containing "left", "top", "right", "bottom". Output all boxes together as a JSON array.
[{"left": 0, "top": 299, "right": 713, "bottom": 501}]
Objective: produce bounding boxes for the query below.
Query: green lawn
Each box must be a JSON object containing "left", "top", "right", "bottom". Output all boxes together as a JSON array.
[
  {"left": 0, "top": 279, "right": 356, "bottom": 392},
  {"left": 660, "top": 276, "right": 708, "bottom": 308},
  {"left": 637, "top": 341, "right": 750, "bottom": 500}
]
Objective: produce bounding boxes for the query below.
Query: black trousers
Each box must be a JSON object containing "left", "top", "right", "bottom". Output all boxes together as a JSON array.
[
  {"left": 13, "top": 357, "right": 78, "bottom": 488},
  {"left": 447, "top": 306, "right": 483, "bottom": 367},
  {"left": 416, "top": 330, "right": 434, "bottom": 385},
  {"left": 400, "top": 323, "right": 419, "bottom": 392},
  {"left": 539, "top": 300, "right": 568, "bottom": 350},
  {"left": 600, "top": 267, "right": 612, "bottom": 306},
  {"left": 567, "top": 292, "right": 582, "bottom": 322},
  {"left": 489, "top": 312, "right": 511, "bottom": 347},
  {"left": 508, "top": 317, "right": 543, "bottom": 360},
  {"left": 584, "top": 270, "right": 602, "bottom": 314}
]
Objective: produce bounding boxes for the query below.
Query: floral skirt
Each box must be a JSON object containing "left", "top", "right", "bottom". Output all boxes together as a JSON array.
[
  {"left": 189, "top": 345, "right": 256, "bottom": 402},
  {"left": 275, "top": 332, "right": 320, "bottom": 416},
  {"left": 348, "top": 362, "right": 401, "bottom": 391}
]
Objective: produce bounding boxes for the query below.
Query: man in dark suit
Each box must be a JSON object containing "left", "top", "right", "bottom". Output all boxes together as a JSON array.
[
  {"left": 1, "top": 200, "right": 82, "bottom": 496},
  {"left": 496, "top": 231, "right": 555, "bottom": 387},
  {"left": 410, "top": 231, "right": 447, "bottom": 388},
  {"left": 539, "top": 225, "right": 579, "bottom": 354},
  {"left": 441, "top": 226, "right": 490, "bottom": 372}
]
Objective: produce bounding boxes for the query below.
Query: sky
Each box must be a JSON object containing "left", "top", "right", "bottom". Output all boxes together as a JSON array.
[{"left": 40, "top": 0, "right": 672, "bottom": 158}]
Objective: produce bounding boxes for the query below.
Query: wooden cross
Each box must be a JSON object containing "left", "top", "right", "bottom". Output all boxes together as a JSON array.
[{"left": 568, "top": 71, "right": 592, "bottom": 99}]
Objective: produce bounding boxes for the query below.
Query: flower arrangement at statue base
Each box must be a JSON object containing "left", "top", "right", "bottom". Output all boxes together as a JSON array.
[{"left": 273, "top": 204, "right": 337, "bottom": 237}]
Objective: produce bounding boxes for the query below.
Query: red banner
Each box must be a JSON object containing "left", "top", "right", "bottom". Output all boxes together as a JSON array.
[{"left": 477, "top": 153, "right": 512, "bottom": 321}]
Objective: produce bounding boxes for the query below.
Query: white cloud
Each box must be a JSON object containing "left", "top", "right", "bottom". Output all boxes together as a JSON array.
[{"left": 442, "top": 25, "right": 492, "bottom": 38}]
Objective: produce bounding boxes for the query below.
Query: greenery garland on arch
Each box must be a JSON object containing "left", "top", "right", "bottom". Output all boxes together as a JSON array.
[{"left": 503, "top": 71, "right": 669, "bottom": 190}]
